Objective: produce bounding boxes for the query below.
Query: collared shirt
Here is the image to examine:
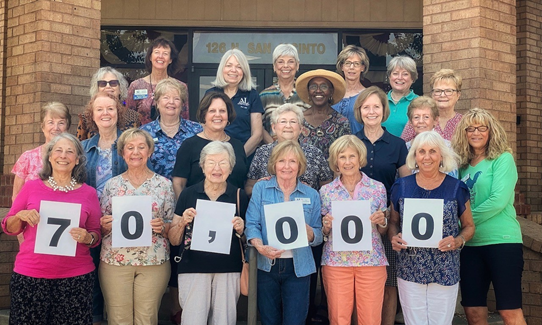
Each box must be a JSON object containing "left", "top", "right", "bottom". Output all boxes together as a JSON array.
[
  {"left": 207, "top": 87, "right": 264, "bottom": 144},
  {"left": 11, "top": 145, "right": 42, "bottom": 182},
  {"left": 356, "top": 128, "right": 408, "bottom": 200},
  {"left": 298, "top": 110, "right": 351, "bottom": 159},
  {"left": 140, "top": 118, "right": 203, "bottom": 179},
  {"left": 245, "top": 176, "right": 323, "bottom": 277},
  {"left": 332, "top": 92, "right": 364, "bottom": 134},
  {"left": 382, "top": 89, "right": 418, "bottom": 137},
  {"left": 401, "top": 112, "right": 463, "bottom": 142},
  {"left": 259, "top": 82, "right": 309, "bottom": 139},
  {"left": 319, "top": 173, "right": 388, "bottom": 267},
  {"left": 247, "top": 142, "right": 333, "bottom": 190}
]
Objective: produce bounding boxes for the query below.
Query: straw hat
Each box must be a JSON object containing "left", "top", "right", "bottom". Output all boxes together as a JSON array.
[{"left": 295, "top": 69, "right": 346, "bottom": 105}]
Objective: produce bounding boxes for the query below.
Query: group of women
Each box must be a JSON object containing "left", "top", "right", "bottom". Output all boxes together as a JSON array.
[{"left": 1, "top": 38, "right": 526, "bottom": 325}]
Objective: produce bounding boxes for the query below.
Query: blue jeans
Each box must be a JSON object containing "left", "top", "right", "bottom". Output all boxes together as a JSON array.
[{"left": 257, "top": 258, "right": 310, "bottom": 325}]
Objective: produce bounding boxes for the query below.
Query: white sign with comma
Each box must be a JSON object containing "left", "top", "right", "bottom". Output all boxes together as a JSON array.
[
  {"left": 331, "top": 200, "right": 373, "bottom": 252},
  {"left": 402, "top": 198, "right": 444, "bottom": 248},
  {"left": 191, "top": 199, "right": 236, "bottom": 255},
  {"left": 264, "top": 200, "right": 308, "bottom": 250},
  {"left": 35, "top": 200, "right": 81, "bottom": 257},
  {"left": 112, "top": 196, "right": 152, "bottom": 248}
]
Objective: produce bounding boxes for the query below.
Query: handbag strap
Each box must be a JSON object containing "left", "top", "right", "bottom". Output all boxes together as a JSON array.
[{"left": 236, "top": 188, "right": 246, "bottom": 263}]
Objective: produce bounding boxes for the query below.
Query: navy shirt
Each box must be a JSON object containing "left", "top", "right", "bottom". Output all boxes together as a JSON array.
[
  {"left": 206, "top": 87, "right": 264, "bottom": 144},
  {"left": 356, "top": 128, "right": 408, "bottom": 200}
]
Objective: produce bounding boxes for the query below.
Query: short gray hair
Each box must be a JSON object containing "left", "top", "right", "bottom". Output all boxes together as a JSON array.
[
  {"left": 40, "top": 133, "right": 87, "bottom": 183},
  {"left": 387, "top": 56, "right": 418, "bottom": 83},
  {"left": 199, "top": 141, "right": 236, "bottom": 172},
  {"left": 406, "top": 131, "right": 458, "bottom": 173},
  {"left": 89, "top": 67, "right": 129, "bottom": 101},
  {"left": 211, "top": 49, "right": 255, "bottom": 91},
  {"left": 273, "top": 44, "right": 299, "bottom": 64},
  {"left": 271, "top": 103, "right": 304, "bottom": 125}
]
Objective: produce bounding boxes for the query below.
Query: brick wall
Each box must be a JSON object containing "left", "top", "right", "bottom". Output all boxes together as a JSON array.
[
  {"left": 516, "top": 0, "right": 542, "bottom": 212},
  {"left": 423, "top": 0, "right": 517, "bottom": 150},
  {"left": 518, "top": 217, "right": 542, "bottom": 324}
]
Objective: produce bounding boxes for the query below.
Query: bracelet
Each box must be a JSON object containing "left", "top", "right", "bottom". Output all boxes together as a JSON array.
[
  {"left": 458, "top": 234, "right": 466, "bottom": 250},
  {"left": 378, "top": 217, "right": 388, "bottom": 228},
  {"left": 87, "top": 233, "right": 95, "bottom": 246}
]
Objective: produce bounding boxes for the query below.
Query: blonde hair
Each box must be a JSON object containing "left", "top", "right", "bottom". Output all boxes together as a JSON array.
[
  {"left": 267, "top": 140, "right": 307, "bottom": 177},
  {"left": 407, "top": 131, "right": 458, "bottom": 173},
  {"left": 452, "top": 108, "right": 513, "bottom": 169},
  {"left": 328, "top": 135, "right": 367, "bottom": 172},
  {"left": 354, "top": 86, "right": 390, "bottom": 124},
  {"left": 407, "top": 96, "right": 439, "bottom": 121},
  {"left": 154, "top": 79, "right": 188, "bottom": 106},
  {"left": 212, "top": 49, "right": 255, "bottom": 91},
  {"left": 430, "top": 69, "right": 462, "bottom": 91},
  {"left": 117, "top": 128, "right": 155, "bottom": 156},
  {"left": 336, "top": 45, "right": 370, "bottom": 80}
]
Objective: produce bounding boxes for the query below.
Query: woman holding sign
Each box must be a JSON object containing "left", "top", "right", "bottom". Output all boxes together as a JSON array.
[
  {"left": 169, "top": 141, "right": 248, "bottom": 325},
  {"left": 320, "top": 135, "right": 389, "bottom": 325},
  {"left": 99, "top": 129, "right": 174, "bottom": 325},
  {"left": 453, "top": 108, "right": 526, "bottom": 325},
  {"left": 389, "top": 131, "right": 474, "bottom": 325},
  {"left": 2, "top": 133, "right": 102, "bottom": 324},
  {"left": 246, "top": 140, "right": 323, "bottom": 325}
]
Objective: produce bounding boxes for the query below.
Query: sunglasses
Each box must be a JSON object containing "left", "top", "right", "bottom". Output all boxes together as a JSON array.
[{"left": 97, "top": 80, "right": 120, "bottom": 88}]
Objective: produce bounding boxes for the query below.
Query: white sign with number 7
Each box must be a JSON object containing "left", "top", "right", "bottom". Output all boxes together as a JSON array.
[{"left": 35, "top": 200, "right": 81, "bottom": 257}]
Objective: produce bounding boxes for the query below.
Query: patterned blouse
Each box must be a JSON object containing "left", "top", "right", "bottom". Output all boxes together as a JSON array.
[
  {"left": 401, "top": 112, "right": 463, "bottom": 142},
  {"left": 298, "top": 110, "right": 351, "bottom": 159},
  {"left": 247, "top": 142, "right": 333, "bottom": 190},
  {"left": 319, "top": 173, "right": 389, "bottom": 267},
  {"left": 100, "top": 173, "right": 175, "bottom": 266},
  {"left": 11, "top": 146, "right": 42, "bottom": 182},
  {"left": 390, "top": 174, "right": 469, "bottom": 286},
  {"left": 95, "top": 147, "right": 113, "bottom": 198}
]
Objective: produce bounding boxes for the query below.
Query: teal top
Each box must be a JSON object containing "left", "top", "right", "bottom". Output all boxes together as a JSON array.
[
  {"left": 382, "top": 90, "right": 418, "bottom": 137},
  {"left": 459, "top": 152, "right": 522, "bottom": 246}
]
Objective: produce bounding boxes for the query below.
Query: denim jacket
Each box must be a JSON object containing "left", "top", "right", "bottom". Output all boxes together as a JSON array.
[
  {"left": 82, "top": 129, "right": 127, "bottom": 189},
  {"left": 246, "top": 176, "right": 323, "bottom": 277}
]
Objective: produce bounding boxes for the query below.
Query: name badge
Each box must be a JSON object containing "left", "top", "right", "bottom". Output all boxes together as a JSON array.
[
  {"left": 134, "top": 89, "right": 148, "bottom": 100},
  {"left": 295, "top": 197, "right": 311, "bottom": 205}
]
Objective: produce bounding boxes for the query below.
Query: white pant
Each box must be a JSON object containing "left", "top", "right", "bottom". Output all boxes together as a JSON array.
[
  {"left": 178, "top": 273, "right": 240, "bottom": 325},
  {"left": 397, "top": 277, "right": 458, "bottom": 325}
]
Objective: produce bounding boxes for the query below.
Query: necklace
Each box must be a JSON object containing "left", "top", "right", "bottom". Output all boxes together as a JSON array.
[
  {"left": 390, "top": 91, "right": 404, "bottom": 104},
  {"left": 48, "top": 176, "right": 77, "bottom": 192},
  {"left": 160, "top": 119, "right": 180, "bottom": 137},
  {"left": 203, "top": 129, "right": 229, "bottom": 141}
]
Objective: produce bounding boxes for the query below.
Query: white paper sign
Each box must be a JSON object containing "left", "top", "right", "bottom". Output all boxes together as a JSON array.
[
  {"left": 331, "top": 200, "right": 372, "bottom": 252},
  {"left": 264, "top": 201, "right": 308, "bottom": 250},
  {"left": 191, "top": 199, "right": 236, "bottom": 254},
  {"left": 112, "top": 196, "right": 152, "bottom": 248},
  {"left": 402, "top": 198, "right": 444, "bottom": 248},
  {"left": 35, "top": 201, "right": 81, "bottom": 257}
]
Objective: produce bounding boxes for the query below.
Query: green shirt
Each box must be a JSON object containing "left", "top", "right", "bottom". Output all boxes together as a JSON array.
[{"left": 459, "top": 152, "right": 522, "bottom": 246}]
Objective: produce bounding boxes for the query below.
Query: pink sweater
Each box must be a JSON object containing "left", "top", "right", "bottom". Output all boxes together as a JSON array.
[{"left": 2, "top": 179, "right": 102, "bottom": 279}]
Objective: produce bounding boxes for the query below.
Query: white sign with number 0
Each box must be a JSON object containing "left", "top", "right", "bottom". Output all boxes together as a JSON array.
[
  {"left": 112, "top": 196, "right": 152, "bottom": 248},
  {"left": 402, "top": 198, "right": 444, "bottom": 248},
  {"left": 35, "top": 200, "right": 81, "bottom": 257},
  {"left": 331, "top": 200, "right": 372, "bottom": 252},
  {"left": 264, "top": 200, "right": 308, "bottom": 250}
]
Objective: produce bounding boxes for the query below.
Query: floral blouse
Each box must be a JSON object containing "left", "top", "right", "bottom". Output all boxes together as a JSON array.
[
  {"left": 298, "top": 110, "right": 351, "bottom": 159},
  {"left": 319, "top": 173, "right": 388, "bottom": 267},
  {"left": 12, "top": 146, "right": 42, "bottom": 182},
  {"left": 100, "top": 173, "right": 175, "bottom": 266}
]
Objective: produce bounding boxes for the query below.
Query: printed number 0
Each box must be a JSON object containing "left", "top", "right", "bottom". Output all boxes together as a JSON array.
[
  {"left": 340, "top": 215, "right": 363, "bottom": 244},
  {"left": 48, "top": 217, "right": 71, "bottom": 247},
  {"left": 411, "top": 213, "right": 435, "bottom": 240},
  {"left": 121, "top": 211, "right": 144, "bottom": 240},
  {"left": 275, "top": 217, "right": 299, "bottom": 244}
]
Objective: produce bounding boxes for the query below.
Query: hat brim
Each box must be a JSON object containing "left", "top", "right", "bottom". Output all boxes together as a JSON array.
[{"left": 295, "top": 69, "right": 346, "bottom": 106}]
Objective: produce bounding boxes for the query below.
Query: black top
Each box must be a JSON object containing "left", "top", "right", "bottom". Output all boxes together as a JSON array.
[
  {"left": 172, "top": 135, "right": 248, "bottom": 189},
  {"left": 174, "top": 181, "right": 249, "bottom": 273}
]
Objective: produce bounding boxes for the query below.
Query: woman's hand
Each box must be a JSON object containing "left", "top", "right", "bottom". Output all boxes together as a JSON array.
[
  {"left": 16, "top": 209, "right": 40, "bottom": 227},
  {"left": 151, "top": 218, "right": 165, "bottom": 234},
  {"left": 70, "top": 227, "right": 90, "bottom": 244},
  {"left": 257, "top": 245, "right": 285, "bottom": 260},
  {"left": 438, "top": 235, "right": 459, "bottom": 252},
  {"left": 392, "top": 233, "right": 408, "bottom": 252},
  {"left": 305, "top": 224, "right": 314, "bottom": 242},
  {"left": 369, "top": 209, "right": 388, "bottom": 227},
  {"left": 322, "top": 214, "right": 333, "bottom": 236},
  {"left": 100, "top": 215, "right": 113, "bottom": 234},
  {"left": 181, "top": 208, "right": 196, "bottom": 227},
  {"left": 232, "top": 216, "right": 244, "bottom": 236}
]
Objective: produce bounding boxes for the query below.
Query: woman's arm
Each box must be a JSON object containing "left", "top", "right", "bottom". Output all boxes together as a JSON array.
[
  {"left": 458, "top": 201, "right": 475, "bottom": 243},
  {"left": 262, "top": 129, "right": 274, "bottom": 144},
  {"left": 172, "top": 177, "right": 187, "bottom": 201},
  {"left": 11, "top": 176, "right": 25, "bottom": 203},
  {"left": 168, "top": 209, "right": 195, "bottom": 246},
  {"left": 398, "top": 164, "right": 410, "bottom": 178},
  {"left": 244, "top": 179, "right": 257, "bottom": 196},
  {"left": 244, "top": 112, "right": 263, "bottom": 156}
]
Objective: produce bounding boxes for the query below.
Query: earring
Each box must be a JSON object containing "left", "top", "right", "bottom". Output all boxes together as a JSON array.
[
  {"left": 440, "top": 161, "right": 444, "bottom": 168},
  {"left": 415, "top": 163, "right": 419, "bottom": 168},
  {"left": 328, "top": 97, "right": 333, "bottom": 104}
]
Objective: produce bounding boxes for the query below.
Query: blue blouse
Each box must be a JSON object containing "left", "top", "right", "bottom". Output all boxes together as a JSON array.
[
  {"left": 140, "top": 118, "right": 202, "bottom": 179},
  {"left": 332, "top": 92, "right": 363, "bottom": 134},
  {"left": 245, "top": 176, "right": 323, "bottom": 277},
  {"left": 390, "top": 174, "right": 469, "bottom": 286}
]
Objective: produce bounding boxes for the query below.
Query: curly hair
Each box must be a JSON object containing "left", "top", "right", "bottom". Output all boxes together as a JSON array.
[
  {"left": 83, "top": 92, "right": 127, "bottom": 134},
  {"left": 39, "top": 133, "right": 87, "bottom": 183},
  {"left": 452, "top": 108, "right": 513, "bottom": 169}
]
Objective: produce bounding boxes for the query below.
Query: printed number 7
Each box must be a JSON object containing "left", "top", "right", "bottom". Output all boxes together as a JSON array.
[{"left": 47, "top": 218, "right": 71, "bottom": 247}]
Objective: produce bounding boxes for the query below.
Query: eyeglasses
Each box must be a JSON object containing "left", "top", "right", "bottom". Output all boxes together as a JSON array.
[
  {"left": 465, "top": 126, "right": 489, "bottom": 133},
  {"left": 277, "top": 119, "right": 299, "bottom": 126},
  {"left": 343, "top": 61, "right": 362, "bottom": 68},
  {"left": 204, "top": 160, "right": 231, "bottom": 169},
  {"left": 97, "top": 80, "right": 120, "bottom": 88},
  {"left": 432, "top": 89, "right": 458, "bottom": 96},
  {"left": 308, "top": 84, "right": 331, "bottom": 92}
]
